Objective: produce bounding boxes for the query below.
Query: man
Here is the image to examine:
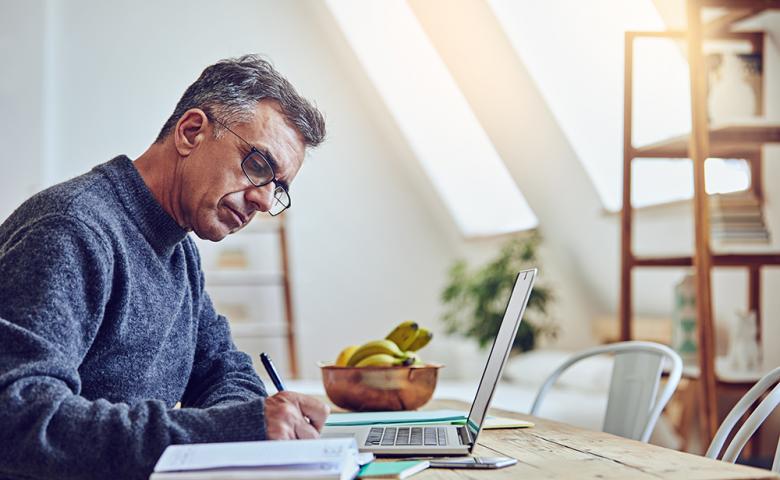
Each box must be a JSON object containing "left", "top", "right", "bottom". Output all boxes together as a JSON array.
[{"left": 0, "top": 55, "right": 329, "bottom": 480}]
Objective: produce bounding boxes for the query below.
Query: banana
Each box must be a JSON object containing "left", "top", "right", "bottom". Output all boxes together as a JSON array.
[
  {"left": 347, "top": 339, "right": 407, "bottom": 367},
  {"left": 385, "top": 321, "right": 419, "bottom": 350},
  {"left": 335, "top": 345, "right": 360, "bottom": 366},
  {"left": 354, "top": 353, "right": 413, "bottom": 367},
  {"left": 406, "top": 328, "right": 433, "bottom": 351}
]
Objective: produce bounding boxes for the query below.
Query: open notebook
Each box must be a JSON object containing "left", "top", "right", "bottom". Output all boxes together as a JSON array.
[{"left": 150, "top": 437, "right": 372, "bottom": 480}]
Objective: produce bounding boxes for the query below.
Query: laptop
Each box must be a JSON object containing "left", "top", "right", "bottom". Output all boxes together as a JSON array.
[{"left": 322, "top": 268, "right": 537, "bottom": 456}]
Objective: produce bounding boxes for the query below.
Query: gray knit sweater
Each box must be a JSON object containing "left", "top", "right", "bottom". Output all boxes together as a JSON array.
[{"left": 0, "top": 156, "right": 268, "bottom": 480}]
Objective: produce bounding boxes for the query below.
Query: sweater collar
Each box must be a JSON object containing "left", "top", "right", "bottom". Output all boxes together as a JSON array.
[{"left": 100, "top": 155, "right": 189, "bottom": 253}]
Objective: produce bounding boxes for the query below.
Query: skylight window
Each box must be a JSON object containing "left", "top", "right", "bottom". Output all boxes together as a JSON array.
[
  {"left": 633, "top": 158, "right": 751, "bottom": 206},
  {"left": 325, "top": 0, "right": 537, "bottom": 237},
  {"left": 489, "top": 0, "right": 751, "bottom": 211}
]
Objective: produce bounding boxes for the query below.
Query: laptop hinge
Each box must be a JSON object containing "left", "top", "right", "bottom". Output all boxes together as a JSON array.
[{"left": 457, "top": 426, "right": 472, "bottom": 446}]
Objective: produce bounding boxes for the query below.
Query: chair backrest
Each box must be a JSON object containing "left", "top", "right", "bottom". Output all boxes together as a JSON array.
[
  {"left": 706, "top": 366, "right": 780, "bottom": 472},
  {"left": 530, "top": 341, "right": 683, "bottom": 443}
]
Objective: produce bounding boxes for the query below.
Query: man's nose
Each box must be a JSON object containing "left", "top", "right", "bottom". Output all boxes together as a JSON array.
[{"left": 245, "top": 183, "right": 275, "bottom": 212}]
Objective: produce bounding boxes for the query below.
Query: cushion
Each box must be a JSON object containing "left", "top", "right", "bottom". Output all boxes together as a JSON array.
[{"left": 502, "top": 349, "right": 614, "bottom": 393}]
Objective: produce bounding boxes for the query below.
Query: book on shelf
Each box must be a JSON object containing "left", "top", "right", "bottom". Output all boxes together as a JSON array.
[
  {"left": 710, "top": 192, "right": 761, "bottom": 208},
  {"left": 711, "top": 212, "right": 763, "bottom": 222},
  {"left": 709, "top": 192, "right": 770, "bottom": 244},
  {"left": 150, "top": 437, "right": 371, "bottom": 480}
]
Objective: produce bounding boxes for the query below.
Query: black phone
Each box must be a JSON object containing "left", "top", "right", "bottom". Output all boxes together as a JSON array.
[{"left": 428, "top": 456, "right": 517, "bottom": 469}]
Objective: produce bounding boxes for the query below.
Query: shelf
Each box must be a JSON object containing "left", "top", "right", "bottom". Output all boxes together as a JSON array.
[
  {"left": 682, "top": 357, "right": 772, "bottom": 385},
  {"left": 702, "top": 4, "right": 775, "bottom": 35},
  {"left": 632, "top": 253, "right": 780, "bottom": 267},
  {"left": 230, "top": 322, "right": 289, "bottom": 337},
  {"left": 633, "top": 123, "right": 780, "bottom": 158},
  {"left": 205, "top": 270, "right": 285, "bottom": 286},
  {"left": 700, "top": 0, "right": 780, "bottom": 10}
]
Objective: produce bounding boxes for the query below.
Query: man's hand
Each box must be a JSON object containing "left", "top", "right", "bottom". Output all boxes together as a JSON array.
[{"left": 264, "top": 391, "right": 330, "bottom": 440}]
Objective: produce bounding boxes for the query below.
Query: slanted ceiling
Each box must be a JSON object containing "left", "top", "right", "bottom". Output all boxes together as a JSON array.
[
  {"left": 326, "top": 0, "right": 752, "bottom": 227},
  {"left": 324, "top": 0, "right": 537, "bottom": 239}
]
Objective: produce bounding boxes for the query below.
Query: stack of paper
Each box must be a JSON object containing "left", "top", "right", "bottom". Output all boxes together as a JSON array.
[
  {"left": 150, "top": 438, "right": 371, "bottom": 480},
  {"left": 710, "top": 192, "right": 770, "bottom": 244}
]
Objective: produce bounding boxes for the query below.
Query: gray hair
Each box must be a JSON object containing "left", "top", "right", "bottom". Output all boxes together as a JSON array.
[{"left": 155, "top": 54, "right": 325, "bottom": 147}]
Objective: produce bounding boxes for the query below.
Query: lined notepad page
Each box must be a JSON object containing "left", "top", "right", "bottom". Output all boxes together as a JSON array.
[{"left": 154, "top": 438, "right": 358, "bottom": 472}]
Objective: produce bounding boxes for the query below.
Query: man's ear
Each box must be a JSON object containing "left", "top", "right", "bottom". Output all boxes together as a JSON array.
[{"left": 174, "top": 108, "right": 209, "bottom": 157}]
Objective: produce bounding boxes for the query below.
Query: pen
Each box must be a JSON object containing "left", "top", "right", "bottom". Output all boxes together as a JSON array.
[
  {"left": 260, "top": 352, "right": 314, "bottom": 426},
  {"left": 260, "top": 352, "right": 286, "bottom": 392}
]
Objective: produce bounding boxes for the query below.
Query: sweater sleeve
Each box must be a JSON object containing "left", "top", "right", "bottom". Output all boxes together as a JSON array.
[
  {"left": 0, "top": 216, "right": 266, "bottom": 480},
  {"left": 180, "top": 242, "right": 269, "bottom": 409}
]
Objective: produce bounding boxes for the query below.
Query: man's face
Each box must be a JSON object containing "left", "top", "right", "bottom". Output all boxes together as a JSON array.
[{"left": 179, "top": 101, "right": 305, "bottom": 241}]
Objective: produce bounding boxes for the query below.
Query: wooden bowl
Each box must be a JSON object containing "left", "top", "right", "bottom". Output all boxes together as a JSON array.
[{"left": 319, "top": 363, "right": 442, "bottom": 411}]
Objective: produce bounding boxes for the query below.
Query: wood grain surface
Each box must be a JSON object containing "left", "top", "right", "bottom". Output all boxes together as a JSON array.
[{"left": 390, "top": 399, "right": 778, "bottom": 480}]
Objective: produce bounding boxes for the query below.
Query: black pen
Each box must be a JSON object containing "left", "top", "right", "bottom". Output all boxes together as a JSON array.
[
  {"left": 260, "top": 352, "right": 314, "bottom": 426},
  {"left": 259, "top": 352, "right": 286, "bottom": 392}
]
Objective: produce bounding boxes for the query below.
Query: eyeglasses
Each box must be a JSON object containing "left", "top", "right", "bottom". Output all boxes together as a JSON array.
[{"left": 211, "top": 117, "right": 291, "bottom": 216}]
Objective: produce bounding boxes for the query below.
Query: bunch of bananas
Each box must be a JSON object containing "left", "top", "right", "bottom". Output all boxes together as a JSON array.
[{"left": 334, "top": 321, "right": 434, "bottom": 367}]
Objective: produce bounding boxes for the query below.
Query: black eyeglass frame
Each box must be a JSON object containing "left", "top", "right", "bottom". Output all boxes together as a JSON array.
[{"left": 210, "top": 116, "right": 291, "bottom": 216}]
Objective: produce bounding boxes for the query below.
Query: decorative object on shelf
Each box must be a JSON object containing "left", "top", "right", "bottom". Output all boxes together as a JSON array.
[
  {"left": 216, "top": 247, "right": 249, "bottom": 269},
  {"left": 215, "top": 303, "right": 250, "bottom": 324},
  {"left": 707, "top": 51, "right": 762, "bottom": 122},
  {"left": 440, "top": 233, "right": 555, "bottom": 353},
  {"left": 726, "top": 310, "right": 761, "bottom": 373},
  {"left": 672, "top": 273, "right": 697, "bottom": 366}
]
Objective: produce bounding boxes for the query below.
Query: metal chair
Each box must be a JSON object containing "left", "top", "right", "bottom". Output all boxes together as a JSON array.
[
  {"left": 706, "top": 366, "right": 780, "bottom": 472},
  {"left": 530, "top": 341, "right": 683, "bottom": 443}
]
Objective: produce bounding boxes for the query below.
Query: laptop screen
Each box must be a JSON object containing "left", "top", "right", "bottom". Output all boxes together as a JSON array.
[{"left": 464, "top": 268, "right": 536, "bottom": 446}]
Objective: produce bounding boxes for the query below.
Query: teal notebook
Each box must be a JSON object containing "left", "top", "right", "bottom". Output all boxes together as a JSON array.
[
  {"left": 358, "top": 460, "right": 429, "bottom": 479},
  {"left": 326, "top": 409, "right": 466, "bottom": 426},
  {"left": 326, "top": 409, "right": 534, "bottom": 429}
]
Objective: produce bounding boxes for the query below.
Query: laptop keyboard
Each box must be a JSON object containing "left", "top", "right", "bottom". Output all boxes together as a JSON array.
[{"left": 365, "top": 426, "right": 449, "bottom": 447}]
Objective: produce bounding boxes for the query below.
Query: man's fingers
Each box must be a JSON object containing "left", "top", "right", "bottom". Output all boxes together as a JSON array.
[
  {"left": 296, "top": 394, "right": 330, "bottom": 431},
  {"left": 294, "top": 418, "right": 320, "bottom": 439},
  {"left": 264, "top": 392, "right": 330, "bottom": 439}
]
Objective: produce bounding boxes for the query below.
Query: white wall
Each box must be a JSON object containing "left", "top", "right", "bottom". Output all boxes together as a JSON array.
[{"left": 0, "top": 0, "right": 46, "bottom": 219}]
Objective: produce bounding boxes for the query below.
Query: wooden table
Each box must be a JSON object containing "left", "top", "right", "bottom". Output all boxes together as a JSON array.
[{"left": 405, "top": 399, "right": 778, "bottom": 480}]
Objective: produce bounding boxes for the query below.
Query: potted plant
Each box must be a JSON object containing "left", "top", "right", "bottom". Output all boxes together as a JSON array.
[{"left": 441, "top": 233, "right": 555, "bottom": 353}]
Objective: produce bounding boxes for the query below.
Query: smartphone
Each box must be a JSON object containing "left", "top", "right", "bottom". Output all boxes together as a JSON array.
[{"left": 428, "top": 456, "right": 517, "bottom": 469}]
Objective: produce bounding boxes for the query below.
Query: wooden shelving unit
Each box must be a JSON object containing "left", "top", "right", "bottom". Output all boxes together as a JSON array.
[
  {"left": 620, "top": 0, "right": 780, "bottom": 443},
  {"left": 197, "top": 215, "right": 299, "bottom": 378},
  {"left": 633, "top": 253, "right": 780, "bottom": 267},
  {"left": 634, "top": 123, "right": 780, "bottom": 158}
]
